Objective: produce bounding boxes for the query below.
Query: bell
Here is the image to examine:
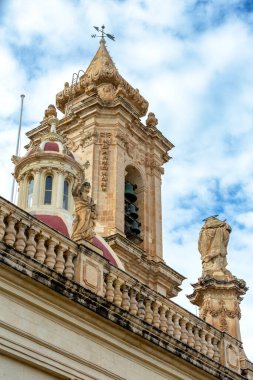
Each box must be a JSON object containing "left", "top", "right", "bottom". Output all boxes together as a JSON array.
[
  {"left": 129, "top": 203, "right": 138, "bottom": 219},
  {"left": 131, "top": 220, "right": 141, "bottom": 235},
  {"left": 125, "top": 203, "right": 130, "bottom": 215},
  {"left": 125, "top": 182, "right": 137, "bottom": 203}
]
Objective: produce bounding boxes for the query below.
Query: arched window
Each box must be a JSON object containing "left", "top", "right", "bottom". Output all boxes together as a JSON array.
[
  {"left": 27, "top": 177, "right": 34, "bottom": 207},
  {"left": 44, "top": 175, "right": 53, "bottom": 204},
  {"left": 125, "top": 166, "right": 144, "bottom": 245},
  {"left": 63, "top": 180, "right": 69, "bottom": 210}
]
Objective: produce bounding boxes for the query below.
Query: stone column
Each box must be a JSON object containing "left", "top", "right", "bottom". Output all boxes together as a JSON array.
[
  {"left": 17, "top": 175, "right": 25, "bottom": 208},
  {"left": 56, "top": 170, "right": 64, "bottom": 209},
  {"left": 188, "top": 278, "right": 247, "bottom": 340},
  {"left": 33, "top": 169, "right": 41, "bottom": 207},
  {"left": 188, "top": 216, "right": 248, "bottom": 341}
]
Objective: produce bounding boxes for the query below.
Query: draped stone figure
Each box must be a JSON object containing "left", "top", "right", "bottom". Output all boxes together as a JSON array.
[
  {"left": 198, "top": 216, "right": 232, "bottom": 278},
  {"left": 71, "top": 179, "right": 96, "bottom": 242}
]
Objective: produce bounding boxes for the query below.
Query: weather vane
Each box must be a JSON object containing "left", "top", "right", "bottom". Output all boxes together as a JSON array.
[{"left": 91, "top": 25, "right": 115, "bottom": 41}]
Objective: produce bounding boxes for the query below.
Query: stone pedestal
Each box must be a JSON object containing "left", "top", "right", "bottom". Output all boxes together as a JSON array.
[{"left": 188, "top": 276, "right": 248, "bottom": 340}]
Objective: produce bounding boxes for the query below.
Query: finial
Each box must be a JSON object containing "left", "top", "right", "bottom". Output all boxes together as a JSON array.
[
  {"left": 44, "top": 104, "right": 57, "bottom": 119},
  {"left": 91, "top": 25, "right": 115, "bottom": 42}
]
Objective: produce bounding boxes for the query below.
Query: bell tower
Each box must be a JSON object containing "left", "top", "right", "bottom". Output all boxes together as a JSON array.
[
  {"left": 26, "top": 37, "right": 184, "bottom": 297},
  {"left": 55, "top": 38, "right": 173, "bottom": 255}
]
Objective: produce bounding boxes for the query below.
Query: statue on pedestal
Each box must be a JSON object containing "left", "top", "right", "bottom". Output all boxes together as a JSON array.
[
  {"left": 198, "top": 216, "right": 232, "bottom": 278},
  {"left": 71, "top": 178, "right": 96, "bottom": 242}
]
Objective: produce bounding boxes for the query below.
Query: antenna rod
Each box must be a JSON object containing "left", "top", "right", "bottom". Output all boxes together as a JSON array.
[{"left": 11, "top": 94, "right": 25, "bottom": 203}]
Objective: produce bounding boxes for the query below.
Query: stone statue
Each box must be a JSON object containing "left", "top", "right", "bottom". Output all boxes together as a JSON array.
[
  {"left": 146, "top": 112, "right": 158, "bottom": 128},
  {"left": 198, "top": 216, "right": 232, "bottom": 278},
  {"left": 71, "top": 178, "right": 96, "bottom": 242}
]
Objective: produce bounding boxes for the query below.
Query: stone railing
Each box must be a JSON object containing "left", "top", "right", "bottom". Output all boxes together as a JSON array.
[
  {"left": 100, "top": 264, "right": 243, "bottom": 367},
  {"left": 0, "top": 197, "right": 81, "bottom": 280},
  {"left": 0, "top": 196, "right": 250, "bottom": 377}
]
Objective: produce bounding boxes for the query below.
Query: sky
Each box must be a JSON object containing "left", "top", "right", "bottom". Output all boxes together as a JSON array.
[{"left": 0, "top": 0, "right": 253, "bottom": 361}]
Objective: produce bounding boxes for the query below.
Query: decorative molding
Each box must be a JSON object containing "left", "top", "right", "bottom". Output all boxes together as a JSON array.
[
  {"left": 99, "top": 133, "right": 111, "bottom": 191},
  {"left": 55, "top": 40, "right": 148, "bottom": 117},
  {"left": 80, "top": 131, "right": 98, "bottom": 149}
]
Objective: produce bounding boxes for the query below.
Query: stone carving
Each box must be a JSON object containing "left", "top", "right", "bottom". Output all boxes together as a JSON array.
[
  {"left": 71, "top": 178, "right": 96, "bottom": 242},
  {"left": 80, "top": 131, "right": 98, "bottom": 148},
  {"left": 66, "top": 139, "right": 79, "bottom": 152},
  {"left": 145, "top": 153, "right": 164, "bottom": 174},
  {"left": 146, "top": 112, "right": 158, "bottom": 128},
  {"left": 44, "top": 104, "right": 57, "bottom": 119},
  {"left": 97, "top": 84, "right": 116, "bottom": 101},
  {"left": 99, "top": 133, "right": 111, "bottom": 191},
  {"left": 11, "top": 155, "right": 21, "bottom": 165},
  {"left": 55, "top": 39, "right": 148, "bottom": 117},
  {"left": 201, "top": 298, "right": 241, "bottom": 325},
  {"left": 198, "top": 216, "right": 232, "bottom": 278}
]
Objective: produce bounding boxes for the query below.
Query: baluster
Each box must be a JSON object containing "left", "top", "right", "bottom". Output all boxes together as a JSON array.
[
  {"left": 114, "top": 278, "right": 123, "bottom": 307},
  {"left": 160, "top": 306, "right": 168, "bottom": 333},
  {"left": 206, "top": 334, "right": 214, "bottom": 358},
  {"left": 200, "top": 330, "right": 208, "bottom": 355},
  {"left": 212, "top": 337, "right": 220, "bottom": 362},
  {"left": 14, "top": 221, "right": 28, "bottom": 252},
  {"left": 25, "top": 227, "right": 38, "bottom": 258},
  {"left": 64, "top": 250, "right": 75, "bottom": 279},
  {"left": 167, "top": 310, "right": 174, "bottom": 336},
  {"left": 180, "top": 318, "right": 188, "bottom": 344},
  {"left": 102, "top": 273, "right": 107, "bottom": 298},
  {"left": 45, "top": 238, "right": 58, "bottom": 269},
  {"left": 121, "top": 284, "right": 130, "bottom": 311},
  {"left": 0, "top": 209, "right": 8, "bottom": 240},
  {"left": 4, "top": 215, "right": 18, "bottom": 246},
  {"left": 193, "top": 327, "right": 201, "bottom": 352},
  {"left": 35, "top": 234, "right": 47, "bottom": 263},
  {"left": 144, "top": 299, "right": 153, "bottom": 324},
  {"left": 129, "top": 289, "right": 138, "bottom": 316},
  {"left": 173, "top": 314, "right": 181, "bottom": 340},
  {"left": 186, "top": 322, "right": 195, "bottom": 348},
  {"left": 105, "top": 274, "right": 115, "bottom": 302},
  {"left": 55, "top": 245, "right": 66, "bottom": 274},
  {"left": 152, "top": 302, "right": 161, "bottom": 329},
  {"left": 137, "top": 293, "right": 145, "bottom": 319}
]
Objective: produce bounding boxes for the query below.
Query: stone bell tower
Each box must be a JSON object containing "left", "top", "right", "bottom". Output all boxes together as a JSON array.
[
  {"left": 54, "top": 38, "right": 173, "bottom": 260},
  {"left": 26, "top": 38, "right": 184, "bottom": 297}
]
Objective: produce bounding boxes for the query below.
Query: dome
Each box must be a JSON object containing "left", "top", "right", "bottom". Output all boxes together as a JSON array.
[
  {"left": 92, "top": 236, "right": 124, "bottom": 269},
  {"left": 34, "top": 214, "right": 70, "bottom": 237},
  {"left": 25, "top": 108, "right": 76, "bottom": 160}
]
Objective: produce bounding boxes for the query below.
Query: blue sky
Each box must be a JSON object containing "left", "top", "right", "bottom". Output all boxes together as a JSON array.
[{"left": 0, "top": 0, "right": 253, "bottom": 359}]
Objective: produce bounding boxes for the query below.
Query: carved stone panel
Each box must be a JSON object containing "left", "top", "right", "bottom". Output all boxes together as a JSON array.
[{"left": 99, "top": 133, "right": 112, "bottom": 192}]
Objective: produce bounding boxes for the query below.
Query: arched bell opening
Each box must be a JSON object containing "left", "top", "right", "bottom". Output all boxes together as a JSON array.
[{"left": 125, "top": 165, "right": 144, "bottom": 245}]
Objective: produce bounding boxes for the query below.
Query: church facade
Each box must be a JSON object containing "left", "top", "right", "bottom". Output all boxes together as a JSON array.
[{"left": 0, "top": 38, "right": 252, "bottom": 380}]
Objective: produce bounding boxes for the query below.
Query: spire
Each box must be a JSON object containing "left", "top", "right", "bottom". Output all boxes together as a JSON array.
[
  {"left": 56, "top": 40, "right": 149, "bottom": 117},
  {"left": 85, "top": 38, "right": 119, "bottom": 85}
]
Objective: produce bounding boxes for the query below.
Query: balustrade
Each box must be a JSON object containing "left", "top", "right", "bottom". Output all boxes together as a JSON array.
[
  {"left": 0, "top": 197, "right": 242, "bottom": 370},
  {"left": 0, "top": 200, "right": 76, "bottom": 280}
]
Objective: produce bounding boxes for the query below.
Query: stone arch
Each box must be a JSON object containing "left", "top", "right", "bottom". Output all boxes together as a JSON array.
[{"left": 125, "top": 165, "right": 145, "bottom": 245}]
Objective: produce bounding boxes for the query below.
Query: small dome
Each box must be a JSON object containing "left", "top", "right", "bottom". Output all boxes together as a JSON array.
[
  {"left": 40, "top": 140, "right": 63, "bottom": 153},
  {"left": 34, "top": 214, "right": 70, "bottom": 237},
  {"left": 92, "top": 236, "right": 124, "bottom": 269},
  {"left": 25, "top": 114, "right": 76, "bottom": 160}
]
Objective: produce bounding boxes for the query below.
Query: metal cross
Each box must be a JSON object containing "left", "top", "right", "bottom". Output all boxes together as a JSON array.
[{"left": 91, "top": 25, "right": 115, "bottom": 41}]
